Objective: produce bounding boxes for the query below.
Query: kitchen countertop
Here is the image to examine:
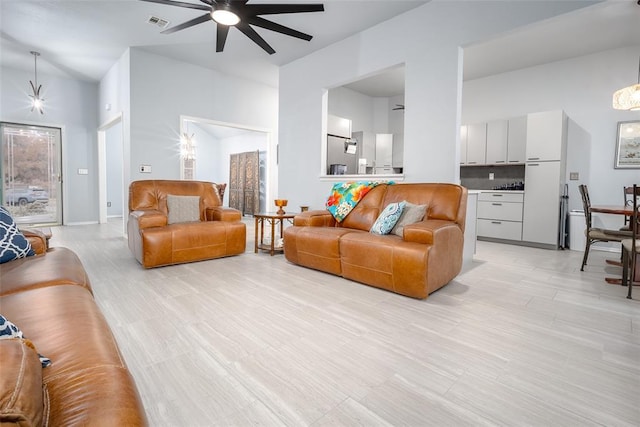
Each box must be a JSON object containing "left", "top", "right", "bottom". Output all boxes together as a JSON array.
[{"left": 469, "top": 189, "right": 524, "bottom": 194}]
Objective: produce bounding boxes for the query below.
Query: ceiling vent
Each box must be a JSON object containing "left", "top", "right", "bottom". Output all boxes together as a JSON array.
[{"left": 147, "top": 15, "right": 170, "bottom": 30}]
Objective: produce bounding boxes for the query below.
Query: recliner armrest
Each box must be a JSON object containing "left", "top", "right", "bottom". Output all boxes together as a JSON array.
[
  {"left": 293, "top": 210, "right": 336, "bottom": 227},
  {"left": 206, "top": 207, "right": 241, "bottom": 222},
  {"left": 21, "top": 228, "right": 48, "bottom": 255},
  {"left": 403, "top": 220, "right": 461, "bottom": 245},
  {"left": 129, "top": 209, "right": 167, "bottom": 229}
]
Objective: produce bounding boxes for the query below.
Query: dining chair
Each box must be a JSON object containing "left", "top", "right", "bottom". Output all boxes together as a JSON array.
[
  {"left": 578, "top": 184, "right": 630, "bottom": 271},
  {"left": 622, "top": 184, "right": 639, "bottom": 299},
  {"left": 621, "top": 186, "right": 640, "bottom": 230}
]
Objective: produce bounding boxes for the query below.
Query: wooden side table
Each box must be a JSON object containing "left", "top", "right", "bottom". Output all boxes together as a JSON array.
[{"left": 254, "top": 212, "right": 295, "bottom": 255}]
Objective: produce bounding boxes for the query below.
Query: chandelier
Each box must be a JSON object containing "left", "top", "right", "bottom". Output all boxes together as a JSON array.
[
  {"left": 29, "top": 51, "right": 44, "bottom": 114},
  {"left": 613, "top": 57, "right": 640, "bottom": 111},
  {"left": 180, "top": 133, "right": 196, "bottom": 160}
]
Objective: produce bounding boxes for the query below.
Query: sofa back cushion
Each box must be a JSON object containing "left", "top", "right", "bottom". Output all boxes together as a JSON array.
[
  {"left": 382, "top": 183, "right": 467, "bottom": 231},
  {"left": 129, "top": 180, "right": 223, "bottom": 220},
  {"left": 340, "top": 185, "right": 388, "bottom": 231}
]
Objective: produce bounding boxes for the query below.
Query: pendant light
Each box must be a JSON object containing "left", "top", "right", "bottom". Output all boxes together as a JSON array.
[
  {"left": 612, "top": 57, "right": 640, "bottom": 111},
  {"left": 29, "top": 51, "right": 44, "bottom": 114}
]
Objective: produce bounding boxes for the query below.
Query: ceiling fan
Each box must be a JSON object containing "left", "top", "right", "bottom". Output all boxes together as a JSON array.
[{"left": 140, "top": 0, "right": 324, "bottom": 55}]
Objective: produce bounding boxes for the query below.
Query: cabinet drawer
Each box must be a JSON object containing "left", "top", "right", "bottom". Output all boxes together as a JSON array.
[
  {"left": 477, "top": 201, "right": 523, "bottom": 222},
  {"left": 477, "top": 219, "right": 523, "bottom": 241},
  {"left": 478, "top": 192, "right": 524, "bottom": 203}
]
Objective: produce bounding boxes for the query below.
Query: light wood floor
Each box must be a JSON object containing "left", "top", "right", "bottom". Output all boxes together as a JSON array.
[{"left": 49, "top": 218, "right": 640, "bottom": 426}]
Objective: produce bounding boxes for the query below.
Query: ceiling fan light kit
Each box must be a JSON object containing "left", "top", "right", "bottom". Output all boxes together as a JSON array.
[{"left": 140, "top": 0, "right": 324, "bottom": 55}]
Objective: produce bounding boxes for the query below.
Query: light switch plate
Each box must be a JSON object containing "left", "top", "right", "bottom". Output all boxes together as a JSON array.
[
  {"left": 140, "top": 164, "right": 152, "bottom": 173},
  {"left": 489, "top": 173, "right": 495, "bottom": 180},
  {"left": 569, "top": 172, "right": 579, "bottom": 180},
  {"left": 78, "top": 168, "right": 88, "bottom": 175}
]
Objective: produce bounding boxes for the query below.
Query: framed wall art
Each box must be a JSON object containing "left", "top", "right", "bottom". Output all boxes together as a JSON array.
[{"left": 614, "top": 120, "right": 640, "bottom": 169}]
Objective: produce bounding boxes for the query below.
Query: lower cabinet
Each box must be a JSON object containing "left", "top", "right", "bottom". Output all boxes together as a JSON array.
[{"left": 476, "top": 192, "right": 523, "bottom": 241}]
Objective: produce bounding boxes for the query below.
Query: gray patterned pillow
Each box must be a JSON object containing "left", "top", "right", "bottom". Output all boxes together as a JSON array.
[
  {"left": 166, "top": 195, "right": 200, "bottom": 224},
  {"left": 391, "top": 201, "right": 427, "bottom": 237}
]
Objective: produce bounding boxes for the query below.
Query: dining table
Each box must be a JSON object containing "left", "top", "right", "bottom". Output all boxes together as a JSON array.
[{"left": 590, "top": 204, "right": 637, "bottom": 285}]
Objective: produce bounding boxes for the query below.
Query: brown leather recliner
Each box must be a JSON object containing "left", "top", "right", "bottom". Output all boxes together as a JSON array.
[
  {"left": 127, "top": 180, "right": 246, "bottom": 268},
  {"left": 283, "top": 183, "right": 467, "bottom": 299}
]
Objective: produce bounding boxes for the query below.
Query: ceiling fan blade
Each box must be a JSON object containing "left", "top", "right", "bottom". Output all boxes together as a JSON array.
[
  {"left": 244, "top": 4, "right": 324, "bottom": 16},
  {"left": 248, "top": 16, "right": 312, "bottom": 41},
  {"left": 161, "top": 13, "right": 212, "bottom": 34},
  {"left": 199, "top": 0, "right": 213, "bottom": 5},
  {"left": 216, "top": 25, "right": 230, "bottom": 52},
  {"left": 236, "top": 22, "right": 275, "bottom": 55},
  {"left": 139, "top": 0, "right": 211, "bottom": 11}
]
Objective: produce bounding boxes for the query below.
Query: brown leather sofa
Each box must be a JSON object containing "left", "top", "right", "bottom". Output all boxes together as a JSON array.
[
  {"left": 283, "top": 183, "right": 468, "bottom": 299},
  {"left": 127, "top": 180, "right": 246, "bottom": 268},
  {"left": 0, "top": 230, "right": 147, "bottom": 426}
]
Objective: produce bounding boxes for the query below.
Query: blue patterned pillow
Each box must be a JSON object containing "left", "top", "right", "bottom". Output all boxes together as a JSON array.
[
  {"left": 0, "top": 314, "right": 51, "bottom": 368},
  {"left": 371, "top": 201, "right": 406, "bottom": 235},
  {"left": 0, "top": 206, "right": 35, "bottom": 264}
]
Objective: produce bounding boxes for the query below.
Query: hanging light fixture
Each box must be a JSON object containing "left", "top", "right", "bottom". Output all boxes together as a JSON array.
[
  {"left": 613, "top": 57, "right": 640, "bottom": 111},
  {"left": 29, "top": 51, "right": 44, "bottom": 114}
]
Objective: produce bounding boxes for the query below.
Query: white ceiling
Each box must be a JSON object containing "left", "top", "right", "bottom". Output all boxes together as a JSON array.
[{"left": 1, "top": 1, "right": 638, "bottom": 95}]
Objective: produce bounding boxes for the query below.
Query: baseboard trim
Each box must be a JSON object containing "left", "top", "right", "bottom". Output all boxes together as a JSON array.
[{"left": 65, "top": 221, "right": 99, "bottom": 226}]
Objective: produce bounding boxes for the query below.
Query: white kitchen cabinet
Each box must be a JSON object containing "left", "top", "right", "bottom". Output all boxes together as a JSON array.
[
  {"left": 460, "top": 125, "right": 468, "bottom": 165},
  {"left": 375, "top": 133, "right": 393, "bottom": 168},
  {"left": 525, "top": 110, "right": 567, "bottom": 162},
  {"left": 352, "top": 131, "right": 375, "bottom": 167},
  {"left": 392, "top": 132, "right": 404, "bottom": 168},
  {"left": 466, "top": 123, "right": 487, "bottom": 165},
  {"left": 485, "top": 120, "right": 508, "bottom": 165},
  {"left": 477, "top": 191, "right": 523, "bottom": 241},
  {"left": 327, "top": 114, "right": 352, "bottom": 139},
  {"left": 507, "top": 116, "right": 527, "bottom": 163},
  {"left": 522, "top": 161, "right": 563, "bottom": 246}
]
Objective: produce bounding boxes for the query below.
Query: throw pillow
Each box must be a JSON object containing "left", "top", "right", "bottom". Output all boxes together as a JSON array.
[
  {"left": 0, "top": 314, "right": 51, "bottom": 368},
  {"left": 166, "top": 195, "right": 201, "bottom": 224},
  {"left": 0, "top": 206, "right": 35, "bottom": 264},
  {"left": 392, "top": 202, "right": 428, "bottom": 237},
  {"left": 370, "top": 201, "right": 406, "bottom": 235}
]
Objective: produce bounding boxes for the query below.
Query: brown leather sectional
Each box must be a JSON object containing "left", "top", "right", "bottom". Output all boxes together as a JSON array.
[
  {"left": 0, "top": 230, "right": 147, "bottom": 426},
  {"left": 128, "top": 180, "right": 246, "bottom": 268},
  {"left": 283, "top": 183, "right": 468, "bottom": 299}
]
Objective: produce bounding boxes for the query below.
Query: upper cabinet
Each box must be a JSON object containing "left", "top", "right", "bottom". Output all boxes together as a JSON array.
[
  {"left": 485, "top": 120, "right": 508, "bottom": 164},
  {"left": 525, "top": 110, "right": 567, "bottom": 162},
  {"left": 507, "top": 116, "right": 527, "bottom": 163},
  {"left": 327, "top": 114, "right": 352, "bottom": 139},
  {"left": 465, "top": 123, "right": 487, "bottom": 165}
]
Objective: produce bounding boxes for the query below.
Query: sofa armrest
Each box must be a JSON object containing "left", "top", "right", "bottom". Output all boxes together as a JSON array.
[
  {"left": 206, "top": 207, "right": 241, "bottom": 222},
  {"left": 403, "top": 220, "right": 462, "bottom": 245},
  {"left": 21, "top": 228, "right": 48, "bottom": 255},
  {"left": 129, "top": 209, "right": 167, "bottom": 229},
  {"left": 0, "top": 339, "right": 45, "bottom": 427},
  {"left": 293, "top": 210, "right": 336, "bottom": 227}
]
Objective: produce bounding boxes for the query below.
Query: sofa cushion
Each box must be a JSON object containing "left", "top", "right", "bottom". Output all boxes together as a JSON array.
[
  {"left": 166, "top": 195, "right": 200, "bottom": 224},
  {"left": 370, "top": 202, "right": 405, "bottom": 235},
  {"left": 0, "top": 314, "right": 51, "bottom": 367},
  {"left": 0, "top": 206, "right": 35, "bottom": 264},
  {"left": 391, "top": 202, "right": 427, "bottom": 237},
  {"left": 0, "top": 339, "right": 46, "bottom": 427}
]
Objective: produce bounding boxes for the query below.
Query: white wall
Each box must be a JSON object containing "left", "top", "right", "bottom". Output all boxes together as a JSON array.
[
  {"left": 278, "top": 1, "right": 593, "bottom": 210},
  {"left": 1, "top": 65, "right": 99, "bottom": 224},
  {"left": 128, "top": 49, "right": 278, "bottom": 183},
  {"left": 105, "top": 120, "right": 123, "bottom": 217},
  {"left": 462, "top": 45, "right": 640, "bottom": 236},
  {"left": 328, "top": 87, "right": 375, "bottom": 133}
]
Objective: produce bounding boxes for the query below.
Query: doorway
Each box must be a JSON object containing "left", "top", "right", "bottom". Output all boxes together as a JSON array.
[
  {"left": 180, "top": 116, "right": 275, "bottom": 209},
  {"left": 97, "top": 114, "right": 125, "bottom": 235},
  {"left": 0, "top": 122, "right": 62, "bottom": 225}
]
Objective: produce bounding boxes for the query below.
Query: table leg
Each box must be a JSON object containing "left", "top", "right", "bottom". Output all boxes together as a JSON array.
[
  {"left": 270, "top": 218, "right": 275, "bottom": 256},
  {"left": 254, "top": 217, "right": 259, "bottom": 253}
]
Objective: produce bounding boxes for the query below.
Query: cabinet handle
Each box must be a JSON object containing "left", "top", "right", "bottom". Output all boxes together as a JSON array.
[
  {"left": 495, "top": 161, "right": 505, "bottom": 163},
  {"left": 508, "top": 160, "right": 520, "bottom": 163},
  {"left": 492, "top": 194, "right": 503, "bottom": 197},
  {"left": 528, "top": 157, "right": 540, "bottom": 160},
  {"left": 492, "top": 203, "right": 502, "bottom": 206},
  {"left": 491, "top": 221, "right": 502, "bottom": 225},
  {"left": 468, "top": 162, "right": 477, "bottom": 164},
  {"left": 528, "top": 163, "right": 540, "bottom": 166}
]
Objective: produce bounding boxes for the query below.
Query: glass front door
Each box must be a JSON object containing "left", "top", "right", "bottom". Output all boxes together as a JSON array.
[{"left": 1, "top": 123, "right": 62, "bottom": 225}]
